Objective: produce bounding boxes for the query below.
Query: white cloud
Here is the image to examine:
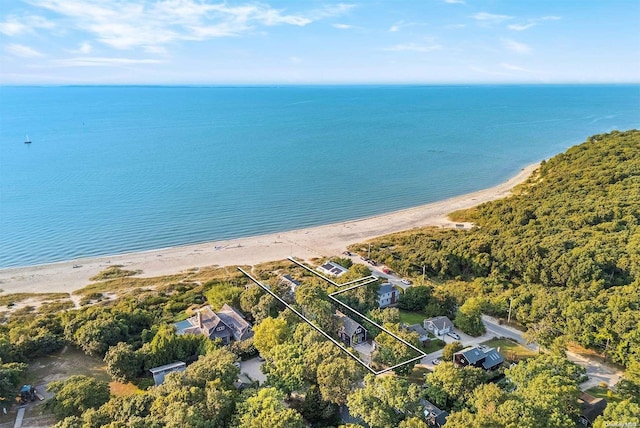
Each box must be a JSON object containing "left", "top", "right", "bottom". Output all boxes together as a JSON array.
[
  {"left": 508, "top": 15, "right": 561, "bottom": 31},
  {"left": 25, "top": 0, "right": 354, "bottom": 52},
  {"left": 67, "top": 41, "right": 93, "bottom": 54},
  {"left": 444, "top": 0, "right": 465, "bottom": 4},
  {"left": 383, "top": 42, "right": 441, "bottom": 53},
  {"left": 502, "top": 38, "right": 532, "bottom": 54},
  {"left": 500, "top": 62, "right": 531, "bottom": 72},
  {"left": 388, "top": 20, "right": 420, "bottom": 33},
  {"left": 0, "top": 15, "right": 55, "bottom": 36},
  {"left": 50, "top": 56, "right": 165, "bottom": 67},
  {"left": 508, "top": 23, "right": 536, "bottom": 31},
  {"left": 472, "top": 12, "right": 513, "bottom": 23},
  {"left": 332, "top": 23, "right": 355, "bottom": 30},
  {"left": 6, "top": 43, "right": 45, "bottom": 57}
]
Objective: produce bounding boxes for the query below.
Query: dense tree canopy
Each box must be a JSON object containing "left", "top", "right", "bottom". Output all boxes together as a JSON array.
[
  {"left": 347, "top": 374, "right": 423, "bottom": 428},
  {"left": 357, "top": 130, "right": 640, "bottom": 365}
]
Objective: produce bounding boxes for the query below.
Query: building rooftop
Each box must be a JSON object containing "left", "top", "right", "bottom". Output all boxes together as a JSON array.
[
  {"left": 281, "top": 274, "right": 300, "bottom": 286},
  {"left": 318, "top": 261, "right": 349, "bottom": 277},
  {"left": 424, "top": 316, "right": 453, "bottom": 330},
  {"left": 406, "top": 323, "right": 429, "bottom": 338},
  {"left": 336, "top": 311, "right": 365, "bottom": 337},
  {"left": 378, "top": 283, "right": 396, "bottom": 295},
  {"left": 149, "top": 361, "right": 186, "bottom": 374},
  {"left": 482, "top": 348, "right": 505, "bottom": 369},
  {"left": 456, "top": 346, "right": 486, "bottom": 365}
]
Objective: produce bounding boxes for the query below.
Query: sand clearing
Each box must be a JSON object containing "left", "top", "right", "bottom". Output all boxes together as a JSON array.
[{"left": 0, "top": 163, "right": 538, "bottom": 295}]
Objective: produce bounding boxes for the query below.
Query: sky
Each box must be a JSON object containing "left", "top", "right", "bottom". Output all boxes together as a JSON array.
[{"left": 0, "top": 0, "right": 639, "bottom": 84}]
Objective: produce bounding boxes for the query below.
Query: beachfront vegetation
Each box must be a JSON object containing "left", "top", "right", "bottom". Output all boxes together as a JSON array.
[
  {"left": 354, "top": 129, "right": 640, "bottom": 367},
  {"left": 1, "top": 130, "right": 639, "bottom": 426}
]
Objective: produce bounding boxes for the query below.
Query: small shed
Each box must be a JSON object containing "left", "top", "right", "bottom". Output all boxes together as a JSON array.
[{"left": 149, "top": 361, "right": 186, "bottom": 386}]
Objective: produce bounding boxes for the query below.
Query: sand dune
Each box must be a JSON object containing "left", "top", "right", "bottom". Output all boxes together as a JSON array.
[{"left": 0, "top": 163, "right": 538, "bottom": 296}]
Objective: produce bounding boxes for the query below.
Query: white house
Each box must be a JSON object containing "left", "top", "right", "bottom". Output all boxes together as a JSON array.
[
  {"left": 317, "top": 261, "right": 348, "bottom": 277},
  {"left": 149, "top": 361, "right": 186, "bottom": 386},
  {"left": 423, "top": 316, "right": 453, "bottom": 336},
  {"left": 377, "top": 283, "right": 400, "bottom": 308}
]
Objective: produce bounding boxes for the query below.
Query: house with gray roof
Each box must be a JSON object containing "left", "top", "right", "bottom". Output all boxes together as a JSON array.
[
  {"left": 377, "top": 283, "right": 400, "bottom": 308},
  {"left": 317, "top": 261, "right": 349, "bottom": 277},
  {"left": 404, "top": 323, "right": 430, "bottom": 346},
  {"left": 423, "top": 316, "right": 454, "bottom": 336},
  {"left": 454, "top": 346, "right": 504, "bottom": 371},
  {"left": 149, "top": 361, "right": 186, "bottom": 386},
  {"left": 174, "top": 304, "right": 253, "bottom": 344},
  {"left": 422, "top": 399, "right": 449, "bottom": 427},
  {"left": 280, "top": 274, "right": 301, "bottom": 293},
  {"left": 481, "top": 348, "right": 505, "bottom": 370},
  {"left": 336, "top": 311, "right": 367, "bottom": 346}
]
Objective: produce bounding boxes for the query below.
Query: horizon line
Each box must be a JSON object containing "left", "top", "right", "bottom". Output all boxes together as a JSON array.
[{"left": 2, "top": 82, "right": 639, "bottom": 88}]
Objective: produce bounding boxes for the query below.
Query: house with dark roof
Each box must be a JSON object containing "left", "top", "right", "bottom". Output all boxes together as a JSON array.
[
  {"left": 423, "top": 316, "right": 454, "bottom": 336},
  {"left": 280, "top": 274, "right": 301, "bottom": 294},
  {"left": 404, "top": 323, "right": 430, "bottom": 346},
  {"left": 377, "top": 283, "right": 400, "bottom": 308},
  {"left": 422, "top": 399, "right": 449, "bottom": 428},
  {"left": 174, "top": 304, "right": 253, "bottom": 344},
  {"left": 578, "top": 392, "right": 607, "bottom": 427},
  {"left": 317, "top": 261, "right": 349, "bottom": 277},
  {"left": 454, "top": 346, "right": 504, "bottom": 371},
  {"left": 336, "top": 311, "right": 367, "bottom": 346}
]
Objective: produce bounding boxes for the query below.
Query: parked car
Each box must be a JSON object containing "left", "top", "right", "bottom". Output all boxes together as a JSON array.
[
  {"left": 382, "top": 268, "right": 392, "bottom": 274},
  {"left": 343, "top": 251, "right": 352, "bottom": 256},
  {"left": 367, "top": 259, "right": 377, "bottom": 266},
  {"left": 432, "top": 358, "right": 441, "bottom": 365},
  {"left": 447, "top": 332, "right": 461, "bottom": 340},
  {"left": 401, "top": 278, "right": 412, "bottom": 285}
]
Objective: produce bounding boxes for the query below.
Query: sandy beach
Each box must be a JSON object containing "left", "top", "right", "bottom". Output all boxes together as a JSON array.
[{"left": 0, "top": 163, "right": 538, "bottom": 296}]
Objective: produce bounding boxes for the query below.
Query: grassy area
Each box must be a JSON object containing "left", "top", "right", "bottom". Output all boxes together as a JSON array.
[
  {"left": 109, "top": 381, "right": 143, "bottom": 396},
  {"left": 398, "top": 310, "right": 426, "bottom": 326},
  {"left": 27, "top": 346, "right": 111, "bottom": 386},
  {"left": 480, "top": 338, "right": 537, "bottom": 363},
  {"left": 423, "top": 338, "right": 446, "bottom": 354},
  {"left": 0, "top": 292, "right": 70, "bottom": 307},
  {"left": 406, "top": 365, "right": 429, "bottom": 385},
  {"left": 90, "top": 265, "right": 142, "bottom": 281},
  {"left": 586, "top": 386, "right": 623, "bottom": 404}
]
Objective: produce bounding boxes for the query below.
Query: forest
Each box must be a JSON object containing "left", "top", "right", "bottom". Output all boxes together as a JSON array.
[
  {"left": 355, "top": 129, "right": 640, "bottom": 367},
  {"left": 0, "top": 130, "right": 638, "bottom": 427}
]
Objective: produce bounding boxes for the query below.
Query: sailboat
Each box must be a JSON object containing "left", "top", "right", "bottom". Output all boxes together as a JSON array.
[{"left": 24, "top": 134, "right": 31, "bottom": 144}]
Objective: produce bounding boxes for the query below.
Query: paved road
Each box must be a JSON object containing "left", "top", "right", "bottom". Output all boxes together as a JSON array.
[
  {"left": 340, "top": 251, "right": 625, "bottom": 389},
  {"left": 482, "top": 315, "right": 623, "bottom": 390},
  {"left": 482, "top": 315, "right": 539, "bottom": 351}
]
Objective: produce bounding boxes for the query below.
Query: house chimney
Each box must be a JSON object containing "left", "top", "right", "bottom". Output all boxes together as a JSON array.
[{"left": 197, "top": 310, "right": 203, "bottom": 329}]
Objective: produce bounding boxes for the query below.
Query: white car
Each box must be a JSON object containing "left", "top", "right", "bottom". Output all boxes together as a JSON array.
[
  {"left": 447, "top": 332, "right": 461, "bottom": 340},
  {"left": 401, "top": 279, "right": 412, "bottom": 285}
]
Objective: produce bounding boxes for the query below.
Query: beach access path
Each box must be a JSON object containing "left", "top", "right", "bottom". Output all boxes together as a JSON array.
[{"left": 0, "top": 163, "right": 538, "bottom": 296}]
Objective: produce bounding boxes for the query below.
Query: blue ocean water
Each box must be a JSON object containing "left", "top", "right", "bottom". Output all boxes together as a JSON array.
[{"left": 1, "top": 85, "right": 638, "bottom": 268}]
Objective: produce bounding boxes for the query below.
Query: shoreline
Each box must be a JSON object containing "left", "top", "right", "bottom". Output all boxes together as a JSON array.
[{"left": 0, "top": 162, "right": 539, "bottom": 296}]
